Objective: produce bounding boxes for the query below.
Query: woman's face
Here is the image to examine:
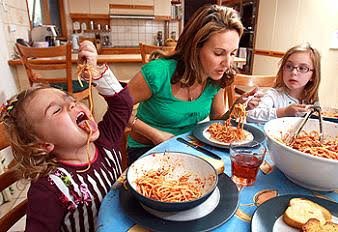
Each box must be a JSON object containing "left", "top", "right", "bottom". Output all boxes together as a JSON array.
[
  {"left": 282, "top": 52, "right": 314, "bottom": 92},
  {"left": 199, "top": 30, "right": 240, "bottom": 81},
  {"left": 26, "top": 88, "right": 99, "bottom": 152}
]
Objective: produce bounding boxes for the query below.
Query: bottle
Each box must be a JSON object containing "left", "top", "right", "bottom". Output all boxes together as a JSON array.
[
  {"left": 156, "top": 31, "right": 163, "bottom": 46},
  {"left": 89, "top": 21, "right": 94, "bottom": 30}
]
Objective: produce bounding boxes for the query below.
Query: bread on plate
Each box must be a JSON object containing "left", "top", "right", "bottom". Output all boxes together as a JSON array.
[
  {"left": 301, "top": 218, "right": 338, "bottom": 232},
  {"left": 283, "top": 198, "right": 332, "bottom": 229}
]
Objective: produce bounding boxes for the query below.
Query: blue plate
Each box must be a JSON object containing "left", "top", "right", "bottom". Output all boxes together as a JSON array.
[
  {"left": 192, "top": 120, "right": 265, "bottom": 149},
  {"left": 120, "top": 173, "right": 239, "bottom": 232},
  {"left": 251, "top": 194, "right": 338, "bottom": 232}
]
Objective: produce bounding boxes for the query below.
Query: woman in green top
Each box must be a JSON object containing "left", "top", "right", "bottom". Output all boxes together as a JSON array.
[{"left": 127, "top": 4, "right": 262, "bottom": 165}]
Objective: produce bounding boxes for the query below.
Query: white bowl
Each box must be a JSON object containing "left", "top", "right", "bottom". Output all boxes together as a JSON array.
[
  {"left": 127, "top": 152, "right": 218, "bottom": 211},
  {"left": 264, "top": 117, "right": 338, "bottom": 191}
]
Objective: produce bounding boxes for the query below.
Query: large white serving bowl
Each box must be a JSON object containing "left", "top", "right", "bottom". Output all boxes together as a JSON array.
[{"left": 264, "top": 117, "right": 338, "bottom": 191}]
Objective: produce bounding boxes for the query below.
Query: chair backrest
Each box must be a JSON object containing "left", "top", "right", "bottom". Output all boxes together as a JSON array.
[
  {"left": 0, "top": 123, "right": 28, "bottom": 232},
  {"left": 16, "top": 43, "right": 73, "bottom": 94},
  {"left": 226, "top": 73, "right": 276, "bottom": 107},
  {"left": 139, "top": 43, "right": 162, "bottom": 64}
]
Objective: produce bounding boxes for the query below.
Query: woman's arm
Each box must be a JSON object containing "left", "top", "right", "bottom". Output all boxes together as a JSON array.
[
  {"left": 128, "top": 71, "right": 175, "bottom": 145},
  {"left": 210, "top": 88, "right": 228, "bottom": 120}
]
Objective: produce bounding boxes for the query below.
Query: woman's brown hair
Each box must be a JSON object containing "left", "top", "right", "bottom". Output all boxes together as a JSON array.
[
  {"left": 274, "top": 43, "right": 321, "bottom": 104},
  {"left": 152, "top": 4, "right": 244, "bottom": 88},
  {"left": 0, "top": 85, "right": 58, "bottom": 181}
]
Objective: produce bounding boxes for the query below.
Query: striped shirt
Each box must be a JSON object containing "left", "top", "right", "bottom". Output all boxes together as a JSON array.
[{"left": 25, "top": 87, "right": 133, "bottom": 232}]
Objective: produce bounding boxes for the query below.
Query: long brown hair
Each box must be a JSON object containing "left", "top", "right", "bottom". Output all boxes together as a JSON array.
[
  {"left": 0, "top": 85, "right": 58, "bottom": 181},
  {"left": 274, "top": 43, "right": 321, "bottom": 103},
  {"left": 153, "top": 4, "right": 244, "bottom": 88}
]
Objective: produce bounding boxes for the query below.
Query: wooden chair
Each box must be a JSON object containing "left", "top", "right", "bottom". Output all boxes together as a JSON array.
[
  {"left": 0, "top": 123, "right": 28, "bottom": 232},
  {"left": 226, "top": 73, "right": 276, "bottom": 107},
  {"left": 15, "top": 43, "right": 90, "bottom": 103},
  {"left": 139, "top": 43, "right": 162, "bottom": 64}
]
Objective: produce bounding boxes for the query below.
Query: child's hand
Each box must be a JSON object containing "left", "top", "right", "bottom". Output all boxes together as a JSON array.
[
  {"left": 279, "top": 104, "right": 308, "bottom": 117},
  {"left": 78, "top": 40, "right": 98, "bottom": 66}
]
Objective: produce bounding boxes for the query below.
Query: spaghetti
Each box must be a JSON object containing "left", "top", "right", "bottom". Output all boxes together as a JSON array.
[
  {"left": 321, "top": 111, "right": 338, "bottom": 118},
  {"left": 207, "top": 103, "right": 248, "bottom": 144},
  {"left": 76, "top": 60, "right": 98, "bottom": 172},
  {"left": 77, "top": 61, "right": 98, "bottom": 114},
  {"left": 77, "top": 120, "right": 93, "bottom": 173},
  {"left": 281, "top": 130, "right": 338, "bottom": 160},
  {"left": 135, "top": 168, "right": 204, "bottom": 202}
]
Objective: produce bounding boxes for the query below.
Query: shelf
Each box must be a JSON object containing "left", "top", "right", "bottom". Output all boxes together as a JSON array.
[
  {"left": 70, "top": 13, "right": 109, "bottom": 20},
  {"left": 84, "top": 29, "right": 111, "bottom": 33}
]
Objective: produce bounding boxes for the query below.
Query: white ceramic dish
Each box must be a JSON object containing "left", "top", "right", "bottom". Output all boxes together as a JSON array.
[
  {"left": 127, "top": 151, "right": 218, "bottom": 211},
  {"left": 264, "top": 117, "right": 338, "bottom": 191}
]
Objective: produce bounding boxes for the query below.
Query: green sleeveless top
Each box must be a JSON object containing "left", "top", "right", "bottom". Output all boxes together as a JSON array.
[{"left": 128, "top": 58, "right": 221, "bottom": 148}]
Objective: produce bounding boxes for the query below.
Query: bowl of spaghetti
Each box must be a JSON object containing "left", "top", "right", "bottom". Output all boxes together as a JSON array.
[
  {"left": 264, "top": 117, "right": 338, "bottom": 191},
  {"left": 126, "top": 151, "right": 218, "bottom": 211}
]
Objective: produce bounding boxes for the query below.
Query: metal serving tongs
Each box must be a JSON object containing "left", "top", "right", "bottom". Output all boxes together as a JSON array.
[{"left": 287, "top": 105, "right": 324, "bottom": 145}]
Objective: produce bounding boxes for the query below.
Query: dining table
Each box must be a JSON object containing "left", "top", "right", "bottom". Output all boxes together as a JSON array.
[{"left": 96, "top": 123, "right": 338, "bottom": 232}]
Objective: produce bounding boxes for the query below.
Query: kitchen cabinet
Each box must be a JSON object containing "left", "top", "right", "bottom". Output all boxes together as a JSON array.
[
  {"left": 89, "top": 0, "right": 113, "bottom": 14},
  {"left": 69, "top": 0, "right": 90, "bottom": 14},
  {"left": 255, "top": 0, "right": 300, "bottom": 52},
  {"left": 154, "top": 0, "right": 171, "bottom": 17}
]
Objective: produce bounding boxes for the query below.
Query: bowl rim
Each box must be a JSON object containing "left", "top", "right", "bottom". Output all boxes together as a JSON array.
[
  {"left": 126, "top": 151, "right": 219, "bottom": 205},
  {"left": 264, "top": 117, "right": 338, "bottom": 164}
]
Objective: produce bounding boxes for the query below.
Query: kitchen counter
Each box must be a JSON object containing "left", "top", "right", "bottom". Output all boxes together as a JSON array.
[{"left": 8, "top": 54, "right": 143, "bottom": 65}]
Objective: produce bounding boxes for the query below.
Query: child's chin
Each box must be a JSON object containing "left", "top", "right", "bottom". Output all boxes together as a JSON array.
[{"left": 90, "top": 130, "right": 100, "bottom": 141}]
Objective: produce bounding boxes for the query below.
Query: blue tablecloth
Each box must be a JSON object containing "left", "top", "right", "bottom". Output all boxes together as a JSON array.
[{"left": 97, "top": 125, "right": 338, "bottom": 232}]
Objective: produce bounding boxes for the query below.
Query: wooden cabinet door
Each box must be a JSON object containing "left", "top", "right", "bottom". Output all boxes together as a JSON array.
[
  {"left": 153, "top": 0, "right": 170, "bottom": 17},
  {"left": 254, "top": 0, "right": 277, "bottom": 51},
  {"left": 89, "top": 0, "right": 115, "bottom": 14},
  {"left": 271, "top": 0, "right": 300, "bottom": 51},
  {"left": 255, "top": 0, "right": 301, "bottom": 52},
  {"left": 69, "top": 0, "right": 90, "bottom": 14}
]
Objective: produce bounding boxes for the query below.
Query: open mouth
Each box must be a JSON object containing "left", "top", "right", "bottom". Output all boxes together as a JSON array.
[{"left": 76, "top": 111, "right": 91, "bottom": 133}]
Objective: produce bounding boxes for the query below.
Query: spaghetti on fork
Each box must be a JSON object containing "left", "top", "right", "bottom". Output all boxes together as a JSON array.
[{"left": 207, "top": 103, "right": 248, "bottom": 144}]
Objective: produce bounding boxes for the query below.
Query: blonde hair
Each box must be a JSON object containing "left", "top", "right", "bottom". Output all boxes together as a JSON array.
[
  {"left": 153, "top": 4, "right": 244, "bottom": 88},
  {"left": 274, "top": 43, "right": 321, "bottom": 103},
  {"left": 0, "top": 85, "right": 58, "bottom": 181}
]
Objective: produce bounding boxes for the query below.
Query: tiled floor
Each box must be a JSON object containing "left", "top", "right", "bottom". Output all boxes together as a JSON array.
[{"left": 0, "top": 181, "right": 30, "bottom": 232}]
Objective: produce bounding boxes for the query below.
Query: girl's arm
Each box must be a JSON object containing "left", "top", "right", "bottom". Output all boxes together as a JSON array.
[
  {"left": 26, "top": 183, "right": 66, "bottom": 232},
  {"left": 128, "top": 71, "right": 175, "bottom": 145}
]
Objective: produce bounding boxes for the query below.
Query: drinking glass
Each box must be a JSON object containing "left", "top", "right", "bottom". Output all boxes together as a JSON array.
[{"left": 229, "top": 141, "right": 266, "bottom": 186}]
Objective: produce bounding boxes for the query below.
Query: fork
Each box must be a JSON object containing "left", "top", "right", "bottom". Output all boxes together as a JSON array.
[{"left": 286, "top": 105, "right": 324, "bottom": 145}]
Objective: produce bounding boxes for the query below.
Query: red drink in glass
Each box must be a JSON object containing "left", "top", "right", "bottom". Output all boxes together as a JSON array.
[
  {"left": 229, "top": 141, "right": 266, "bottom": 186},
  {"left": 230, "top": 154, "right": 263, "bottom": 186}
]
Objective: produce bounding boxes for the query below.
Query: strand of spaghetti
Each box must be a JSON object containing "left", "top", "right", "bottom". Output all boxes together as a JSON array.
[{"left": 77, "top": 120, "right": 93, "bottom": 173}]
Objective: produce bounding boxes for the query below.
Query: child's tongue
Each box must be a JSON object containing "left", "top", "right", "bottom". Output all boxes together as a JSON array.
[{"left": 78, "top": 120, "right": 96, "bottom": 134}]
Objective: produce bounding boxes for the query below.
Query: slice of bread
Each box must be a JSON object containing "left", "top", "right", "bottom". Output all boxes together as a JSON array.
[
  {"left": 301, "top": 218, "right": 338, "bottom": 232},
  {"left": 201, "top": 156, "right": 224, "bottom": 175},
  {"left": 283, "top": 198, "right": 332, "bottom": 229}
]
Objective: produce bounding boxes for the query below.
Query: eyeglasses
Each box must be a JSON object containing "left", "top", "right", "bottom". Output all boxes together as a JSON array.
[{"left": 284, "top": 63, "right": 314, "bottom": 74}]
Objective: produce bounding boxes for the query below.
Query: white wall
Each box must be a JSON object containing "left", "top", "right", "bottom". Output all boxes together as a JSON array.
[
  {"left": 0, "top": 0, "right": 30, "bottom": 104},
  {"left": 253, "top": 0, "right": 338, "bottom": 108}
]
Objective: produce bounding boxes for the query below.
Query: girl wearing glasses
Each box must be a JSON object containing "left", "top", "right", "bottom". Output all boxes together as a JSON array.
[{"left": 247, "top": 43, "right": 321, "bottom": 123}]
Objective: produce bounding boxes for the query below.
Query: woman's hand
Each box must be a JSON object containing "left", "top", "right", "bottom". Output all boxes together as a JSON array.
[
  {"left": 236, "top": 88, "right": 264, "bottom": 110},
  {"left": 151, "top": 130, "right": 175, "bottom": 145},
  {"left": 277, "top": 104, "right": 308, "bottom": 117}
]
